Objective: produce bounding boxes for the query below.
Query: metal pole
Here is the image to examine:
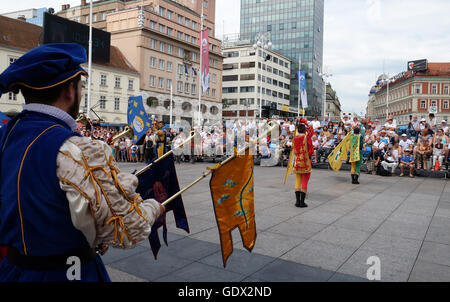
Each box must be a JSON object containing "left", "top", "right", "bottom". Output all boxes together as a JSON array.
[
  {"left": 170, "top": 84, "right": 173, "bottom": 128},
  {"left": 259, "top": 44, "right": 263, "bottom": 119},
  {"left": 87, "top": 0, "right": 93, "bottom": 119},
  {"left": 386, "top": 80, "right": 390, "bottom": 121},
  {"left": 198, "top": 3, "right": 204, "bottom": 128},
  {"left": 298, "top": 57, "right": 301, "bottom": 118}
]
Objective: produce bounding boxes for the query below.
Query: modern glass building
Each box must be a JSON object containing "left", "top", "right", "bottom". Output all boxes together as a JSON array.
[{"left": 240, "top": 0, "right": 324, "bottom": 117}]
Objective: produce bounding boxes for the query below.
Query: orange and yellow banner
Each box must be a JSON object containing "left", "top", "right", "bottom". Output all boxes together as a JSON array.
[{"left": 209, "top": 150, "right": 256, "bottom": 267}]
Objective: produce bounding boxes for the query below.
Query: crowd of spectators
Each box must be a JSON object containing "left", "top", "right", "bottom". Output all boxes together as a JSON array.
[{"left": 76, "top": 113, "right": 449, "bottom": 177}]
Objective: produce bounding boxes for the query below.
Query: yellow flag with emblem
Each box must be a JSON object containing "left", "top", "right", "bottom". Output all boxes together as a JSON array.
[
  {"left": 328, "top": 132, "right": 352, "bottom": 173},
  {"left": 209, "top": 149, "right": 256, "bottom": 267}
]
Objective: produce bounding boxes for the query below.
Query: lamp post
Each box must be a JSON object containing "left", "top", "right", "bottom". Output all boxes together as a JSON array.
[
  {"left": 253, "top": 32, "right": 272, "bottom": 120},
  {"left": 381, "top": 75, "right": 394, "bottom": 123}
]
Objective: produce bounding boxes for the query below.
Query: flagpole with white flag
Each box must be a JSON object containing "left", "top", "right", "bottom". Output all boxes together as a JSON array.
[{"left": 87, "top": 0, "right": 93, "bottom": 119}]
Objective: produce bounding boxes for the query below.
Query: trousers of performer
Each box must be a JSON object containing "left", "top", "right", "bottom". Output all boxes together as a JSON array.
[{"left": 292, "top": 121, "right": 313, "bottom": 208}]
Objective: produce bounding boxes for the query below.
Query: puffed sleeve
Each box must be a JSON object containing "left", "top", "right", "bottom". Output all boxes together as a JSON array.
[
  {"left": 56, "top": 136, "right": 162, "bottom": 249},
  {"left": 307, "top": 134, "right": 314, "bottom": 158}
]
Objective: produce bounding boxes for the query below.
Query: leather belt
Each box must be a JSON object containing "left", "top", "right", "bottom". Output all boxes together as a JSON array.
[{"left": 6, "top": 246, "right": 97, "bottom": 271}]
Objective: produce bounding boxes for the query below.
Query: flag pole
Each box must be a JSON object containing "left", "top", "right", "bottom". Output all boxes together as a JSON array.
[
  {"left": 197, "top": 3, "right": 204, "bottom": 129},
  {"left": 135, "top": 134, "right": 195, "bottom": 176},
  {"left": 87, "top": 0, "right": 93, "bottom": 119},
  {"left": 161, "top": 122, "right": 278, "bottom": 207}
]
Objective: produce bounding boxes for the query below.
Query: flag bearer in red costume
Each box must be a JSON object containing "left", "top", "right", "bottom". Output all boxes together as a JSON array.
[{"left": 292, "top": 120, "right": 314, "bottom": 208}]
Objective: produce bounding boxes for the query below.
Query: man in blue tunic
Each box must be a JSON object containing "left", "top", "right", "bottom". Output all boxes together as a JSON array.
[{"left": 0, "top": 43, "right": 165, "bottom": 282}]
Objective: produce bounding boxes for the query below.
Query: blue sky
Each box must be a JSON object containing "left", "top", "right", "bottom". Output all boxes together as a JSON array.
[{"left": 2, "top": 0, "right": 450, "bottom": 114}]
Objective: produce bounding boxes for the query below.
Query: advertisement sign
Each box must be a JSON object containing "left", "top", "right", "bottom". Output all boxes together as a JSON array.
[{"left": 408, "top": 59, "right": 428, "bottom": 72}]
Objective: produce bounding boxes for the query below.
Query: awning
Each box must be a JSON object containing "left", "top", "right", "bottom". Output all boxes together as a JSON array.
[{"left": 100, "top": 123, "right": 125, "bottom": 127}]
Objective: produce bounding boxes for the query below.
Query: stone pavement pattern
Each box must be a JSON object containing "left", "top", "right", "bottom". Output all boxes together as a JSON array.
[{"left": 103, "top": 162, "right": 450, "bottom": 282}]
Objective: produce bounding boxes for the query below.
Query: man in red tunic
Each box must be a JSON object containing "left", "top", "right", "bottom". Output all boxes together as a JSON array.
[{"left": 292, "top": 121, "right": 314, "bottom": 207}]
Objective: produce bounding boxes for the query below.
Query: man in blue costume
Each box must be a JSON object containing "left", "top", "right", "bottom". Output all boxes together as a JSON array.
[{"left": 0, "top": 43, "right": 165, "bottom": 282}]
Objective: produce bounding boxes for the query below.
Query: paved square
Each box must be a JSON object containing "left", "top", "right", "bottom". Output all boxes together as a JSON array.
[{"left": 104, "top": 162, "right": 450, "bottom": 282}]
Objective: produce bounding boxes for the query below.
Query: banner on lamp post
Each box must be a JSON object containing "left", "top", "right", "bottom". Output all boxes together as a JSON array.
[
  {"left": 201, "top": 28, "right": 210, "bottom": 93},
  {"left": 299, "top": 70, "right": 308, "bottom": 109}
]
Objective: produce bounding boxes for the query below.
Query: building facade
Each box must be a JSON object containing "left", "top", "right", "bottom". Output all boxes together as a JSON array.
[
  {"left": 0, "top": 15, "right": 140, "bottom": 125},
  {"left": 106, "top": 2, "right": 223, "bottom": 126},
  {"left": 325, "top": 83, "right": 341, "bottom": 122},
  {"left": 221, "top": 43, "right": 291, "bottom": 119},
  {"left": 240, "top": 0, "right": 324, "bottom": 117},
  {"left": 373, "top": 63, "right": 450, "bottom": 126}
]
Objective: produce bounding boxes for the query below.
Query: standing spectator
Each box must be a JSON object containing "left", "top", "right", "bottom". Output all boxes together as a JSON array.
[
  {"left": 440, "top": 120, "right": 448, "bottom": 135},
  {"left": 311, "top": 116, "right": 321, "bottom": 132},
  {"left": 399, "top": 149, "right": 415, "bottom": 177},
  {"left": 119, "top": 138, "right": 127, "bottom": 162},
  {"left": 428, "top": 113, "right": 437, "bottom": 132},
  {"left": 321, "top": 115, "right": 329, "bottom": 128},
  {"left": 373, "top": 119, "right": 382, "bottom": 135},
  {"left": 130, "top": 144, "right": 138, "bottom": 162},
  {"left": 144, "top": 130, "right": 155, "bottom": 164}
]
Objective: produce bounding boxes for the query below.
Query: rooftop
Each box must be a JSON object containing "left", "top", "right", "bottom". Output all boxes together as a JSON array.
[{"left": 0, "top": 15, "right": 138, "bottom": 74}]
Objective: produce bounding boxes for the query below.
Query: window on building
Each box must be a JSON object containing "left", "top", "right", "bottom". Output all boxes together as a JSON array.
[
  {"left": 100, "top": 96, "right": 106, "bottom": 109},
  {"left": 159, "top": 59, "right": 165, "bottom": 70},
  {"left": 420, "top": 100, "right": 426, "bottom": 109},
  {"left": 178, "top": 48, "right": 184, "bottom": 57},
  {"left": 150, "top": 39, "right": 156, "bottom": 49},
  {"left": 192, "top": 21, "right": 196, "bottom": 30},
  {"left": 431, "top": 100, "right": 437, "bottom": 107},
  {"left": 185, "top": 18, "right": 190, "bottom": 27},
  {"left": 212, "top": 74, "right": 217, "bottom": 83},
  {"left": 415, "top": 84, "right": 422, "bottom": 94},
  {"left": 185, "top": 34, "right": 189, "bottom": 42},
  {"left": 177, "top": 64, "right": 183, "bottom": 75},
  {"left": 114, "top": 76, "right": 121, "bottom": 88},
  {"left": 149, "top": 76, "right": 155, "bottom": 87},
  {"left": 93, "top": 14, "right": 97, "bottom": 22},
  {"left": 178, "top": 15, "right": 183, "bottom": 24},
  {"left": 167, "top": 44, "right": 173, "bottom": 54},
  {"left": 192, "top": 52, "right": 197, "bottom": 62},
  {"left": 167, "top": 27, "right": 172, "bottom": 36},
  {"left": 432, "top": 84, "right": 437, "bottom": 94},
  {"left": 191, "top": 84, "right": 196, "bottom": 95},
  {"left": 212, "top": 89, "right": 216, "bottom": 97},
  {"left": 159, "top": 24, "right": 165, "bottom": 33},
  {"left": 150, "top": 21, "right": 156, "bottom": 30},
  {"left": 177, "top": 31, "right": 182, "bottom": 39},
  {"left": 166, "top": 79, "right": 172, "bottom": 90},
  {"left": 150, "top": 57, "right": 156, "bottom": 68},
  {"left": 102, "top": 12, "right": 106, "bottom": 20},
  {"left": 100, "top": 74, "right": 107, "bottom": 86},
  {"left": 160, "top": 42, "right": 165, "bottom": 52},
  {"left": 158, "top": 77, "right": 164, "bottom": 89},
  {"left": 177, "top": 81, "right": 183, "bottom": 92},
  {"left": 191, "top": 37, "right": 196, "bottom": 44},
  {"left": 185, "top": 83, "right": 190, "bottom": 93},
  {"left": 114, "top": 97, "right": 120, "bottom": 110},
  {"left": 203, "top": 0, "right": 207, "bottom": 8},
  {"left": 128, "top": 79, "right": 134, "bottom": 90},
  {"left": 444, "top": 85, "right": 449, "bottom": 95},
  {"left": 443, "top": 100, "right": 449, "bottom": 109},
  {"left": 8, "top": 92, "right": 17, "bottom": 101},
  {"left": 167, "top": 61, "right": 172, "bottom": 72},
  {"left": 159, "top": 7, "right": 165, "bottom": 17},
  {"left": 167, "top": 10, "right": 173, "bottom": 19}
]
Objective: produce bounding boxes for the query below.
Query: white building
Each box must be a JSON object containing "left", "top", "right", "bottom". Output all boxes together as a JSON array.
[
  {"left": 0, "top": 15, "right": 140, "bottom": 126},
  {"left": 221, "top": 42, "right": 292, "bottom": 119}
]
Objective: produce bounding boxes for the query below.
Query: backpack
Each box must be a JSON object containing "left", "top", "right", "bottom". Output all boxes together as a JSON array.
[{"left": 146, "top": 139, "right": 153, "bottom": 149}]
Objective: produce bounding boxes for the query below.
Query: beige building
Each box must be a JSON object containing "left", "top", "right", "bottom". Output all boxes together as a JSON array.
[
  {"left": 325, "top": 83, "right": 341, "bottom": 122},
  {"left": 59, "top": 0, "right": 223, "bottom": 126},
  {"left": 221, "top": 43, "right": 291, "bottom": 118},
  {"left": 373, "top": 63, "right": 450, "bottom": 126},
  {"left": 0, "top": 15, "right": 139, "bottom": 125}
]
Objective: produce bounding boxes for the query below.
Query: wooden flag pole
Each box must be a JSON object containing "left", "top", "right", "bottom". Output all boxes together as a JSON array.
[
  {"left": 161, "top": 122, "right": 278, "bottom": 207},
  {"left": 135, "top": 134, "right": 195, "bottom": 176}
]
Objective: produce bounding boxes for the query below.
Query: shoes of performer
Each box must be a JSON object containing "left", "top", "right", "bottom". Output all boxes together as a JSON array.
[
  {"left": 355, "top": 175, "right": 360, "bottom": 184},
  {"left": 295, "top": 191, "right": 308, "bottom": 208},
  {"left": 295, "top": 191, "right": 301, "bottom": 207}
]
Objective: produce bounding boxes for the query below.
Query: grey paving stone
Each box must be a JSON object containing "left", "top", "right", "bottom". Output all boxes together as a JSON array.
[
  {"left": 280, "top": 239, "right": 357, "bottom": 272},
  {"left": 254, "top": 213, "right": 291, "bottom": 231},
  {"left": 395, "top": 203, "right": 437, "bottom": 217},
  {"left": 374, "top": 220, "right": 428, "bottom": 241},
  {"left": 236, "top": 231, "right": 305, "bottom": 258},
  {"left": 424, "top": 226, "right": 450, "bottom": 245},
  {"left": 162, "top": 236, "right": 221, "bottom": 261},
  {"left": 387, "top": 212, "right": 433, "bottom": 226},
  {"left": 267, "top": 219, "right": 328, "bottom": 239},
  {"left": 407, "top": 193, "right": 441, "bottom": 202},
  {"left": 297, "top": 209, "right": 345, "bottom": 225},
  {"left": 315, "top": 203, "right": 358, "bottom": 215},
  {"left": 418, "top": 241, "right": 450, "bottom": 267},
  {"left": 359, "top": 234, "right": 422, "bottom": 259},
  {"left": 100, "top": 244, "right": 149, "bottom": 265},
  {"left": 409, "top": 261, "right": 450, "bottom": 282},
  {"left": 106, "top": 266, "right": 148, "bottom": 282},
  {"left": 155, "top": 262, "right": 246, "bottom": 282},
  {"left": 333, "top": 213, "right": 385, "bottom": 233},
  {"left": 338, "top": 249, "right": 415, "bottom": 282},
  {"left": 258, "top": 203, "right": 307, "bottom": 219},
  {"left": 310, "top": 225, "right": 371, "bottom": 249},
  {"left": 199, "top": 249, "right": 275, "bottom": 276},
  {"left": 108, "top": 250, "right": 194, "bottom": 281},
  {"left": 434, "top": 207, "right": 450, "bottom": 219},
  {"left": 250, "top": 259, "right": 334, "bottom": 282},
  {"left": 430, "top": 216, "right": 450, "bottom": 229}
]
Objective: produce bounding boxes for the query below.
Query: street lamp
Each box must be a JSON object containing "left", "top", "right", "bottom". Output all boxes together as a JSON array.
[
  {"left": 381, "top": 75, "right": 395, "bottom": 122},
  {"left": 319, "top": 69, "right": 332, "bottom": 120},
  {"left": 253, "top": 32, "right": 272, "bottom": 119}
]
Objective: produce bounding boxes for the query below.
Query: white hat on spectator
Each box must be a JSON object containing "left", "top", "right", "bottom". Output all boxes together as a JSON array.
[
  {"left": 421, "top": 118, "right": 426, "bottom": 122},
  {"left": 442, "top": 120, "right": 447, "bottom": 123},
  {"left": 401, "top": 134, "right": 407, "bottom": 137}
]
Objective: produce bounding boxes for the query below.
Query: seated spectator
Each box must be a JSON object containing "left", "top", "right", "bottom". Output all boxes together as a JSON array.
[
  {"left": 399, "top": 149, "right": 415, "bottom": 177},
  {"left": 317, "top": 134, "right": 335, "bottom": 163},
  {"left": 399, "top": 134, "right": 414, "bottom": 155},
  {"left": 384, "top": 116, "right": 397, "bottom": 136},
  {"left": 432, "top": 140, "right": 445, "bottom": 171},
  {"left": 416, "top": 139, "right": 432, "bottom": 170},
  {"left": 441, "top": 120, "right": 449, "bottom": 135},
  {"left": 381, "top": 145, "right": 399, "bottom": 176},
  {"left": 322, "top": 126, "right": 331, "bottom": 138},
  {"left": 373, "top": 135, "right": 386, "bottom": 151},
  {"left": 379, "top": 130, "right": 389, "bottom": 145},
  {"left": 414, "top": 129, "right": 432, "bottom": 160},
  {"left": 374, "top": 147, "right": 388, "bottom": 176},
  {"left": 342, "top": 115, "right": 352, "bottom": 130},
  {"left": 312, "top": 135, "right": 319, "bottom": 164}
]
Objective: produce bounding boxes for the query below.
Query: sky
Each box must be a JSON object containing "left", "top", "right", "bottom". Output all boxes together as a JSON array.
[{"left": 2, "top": 0, "right": 450, "bottom": 115}]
